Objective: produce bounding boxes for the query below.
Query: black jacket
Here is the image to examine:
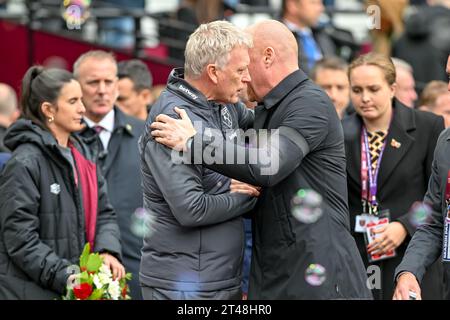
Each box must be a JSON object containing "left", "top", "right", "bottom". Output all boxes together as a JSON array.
[
  {"left": 343, "top": 100, "right": 445, "bottom": 299},
  {"left": 392, "top": 5, "right": 449, "bottom": 89},
  {"left": 78, "top": 107, "right": 145, "bottom": 299},
  {"left": 138, "top": 68, "right": 257, "bottom": 293},
  {"left": 0, "top": 119, "right": 121, "bottom": 300},
  {"left": 192, "top": 69, "right": 372, "bottom": 299},
  {"left": 395, "top": 128, "right": 450, "bottom": 299}
]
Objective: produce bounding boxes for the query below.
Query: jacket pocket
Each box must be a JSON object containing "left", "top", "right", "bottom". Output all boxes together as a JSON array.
[{"left": 272, "top": 194, "right": 296, "bottom": 246}]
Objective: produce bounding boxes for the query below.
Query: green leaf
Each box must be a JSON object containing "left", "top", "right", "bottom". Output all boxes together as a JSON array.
[
  {"left": 79, "top": 271, "right": 91, "bottom": 284},
  {"left": 88, "top": 289, "right": 104, "bottom": 300},
  {"left": 80, "top": 243, "right": 91, "bottom": 269},
  {"left": 86, "top": 253, "right": 103, "bottom": 273}
]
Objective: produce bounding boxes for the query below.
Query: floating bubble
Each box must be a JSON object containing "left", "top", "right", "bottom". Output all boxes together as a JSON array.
[
  {"left": 61, "top": 0, "right": 91, "bottom": 29},
  {"left": 291, "top": 189, "right": 323, "bottom": 224},
  {"left": 130, "top": 208, "right": 155, "bottom": 238},
  {"left": 305, "top": 263, "right": 326, "bottom": 286},
  {"left": 408, "top": 201, "right": 432, "bottom": 228}
]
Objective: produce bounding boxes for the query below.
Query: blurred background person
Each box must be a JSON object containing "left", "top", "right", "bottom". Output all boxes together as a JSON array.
[
  {"left": 281, "top": 0, "right": 328, "bottom": 73},
  {"left": 310, "top": 57, "right": 352, "bottom": 119},
  {"left": 281, "top": 0, "right": 357, "bottom": 74},
  {"left": 0, "top": 83, "right": 19, "bottom": 152},
  {"left": 0, "top": 66, "right": 123, "bottom": 299},
  {"left": 74, "top": 50, "right": 145, "bottom": 300},
  {"left": 117, "top": 59, "right": 153, "bottom": 121},
  {"left": 419, "top": 80, "right": 450, "bottom": 127},
  {"left": 365, "top": 0, "right": 408, "bottom": 56},
  {"left": 342, "top": 53, "right": 445, "bottom": 299},
  {"left": 392, "top": 0, "right": 450, "bottom": 86},
  {"left": 392, "top": 58, "right": 418, "bottom": 108}
]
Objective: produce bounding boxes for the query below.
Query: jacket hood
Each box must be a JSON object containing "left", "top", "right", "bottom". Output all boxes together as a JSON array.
[
  {"left": 4, "top": 119, "right": 89, "bottom": 165},
  {"left": 4, "top": 119, "right": 59, "bottom": 152}
]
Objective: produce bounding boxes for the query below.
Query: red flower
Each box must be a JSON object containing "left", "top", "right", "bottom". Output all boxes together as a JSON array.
[
  {"left": 121, "top": 284, "right": 128, "bottom": 298},
  {"left": 73, "top": 283, "right": 93, "bottom": 300}
]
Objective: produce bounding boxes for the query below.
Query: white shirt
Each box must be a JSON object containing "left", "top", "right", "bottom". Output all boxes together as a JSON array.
[{"left": 83, "top": 109, "right": 115, "bottom": 150}]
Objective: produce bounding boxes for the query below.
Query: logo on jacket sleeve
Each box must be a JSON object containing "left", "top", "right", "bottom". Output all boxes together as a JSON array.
[{"left": 50, "top": 183, "right": 61, "bottom": 195}]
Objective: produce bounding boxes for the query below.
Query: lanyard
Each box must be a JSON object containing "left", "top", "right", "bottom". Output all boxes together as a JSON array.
[{"left": 360, "top": 127, "right": 387, "bottom": 215}]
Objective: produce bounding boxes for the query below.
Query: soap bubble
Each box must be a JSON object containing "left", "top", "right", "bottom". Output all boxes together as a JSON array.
[
  {"left": 130, "top": 208, "right": 155, "bottom": 238},
  {"left": 408, "top": 201, "right": 432, "bottom": 228},
  {"left": 291, "top": 189, "right": 323, "bottom": 224},
  {"left": 305, "top": 263, "right": 326, "bottom": 286}
]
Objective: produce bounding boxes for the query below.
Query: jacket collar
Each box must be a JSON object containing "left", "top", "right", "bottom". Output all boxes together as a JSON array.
[
  {"left": 262, "top": 69, "right": 308, "bottom": 110},
  {"left": 345, "top": 99, "right": 417, "bottom": 192},
  {"left": 167, "top": 68, "right": 211, "bottom": 110},
  {"left": 81, "top": 106, "right": 134, "bottom": 137},
  {"left": 113, "top": 106, "right": 135, "bottom": 136}
]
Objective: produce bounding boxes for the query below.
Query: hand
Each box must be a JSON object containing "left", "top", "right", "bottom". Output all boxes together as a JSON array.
[
  {"left": 230, "top": 179, "right": 261, "bottom": 197},
  {"left": 100, "top": 253, "right": 126, "bottom": 281},
  {"left": 367, "top": 221, "right": 407, "bottom": 255},
  {"left": 393, "top": 272, "right": 421, "bottom": 300},
  {"left": 151, "top": 107, "right": 197, "bottom": 151}
]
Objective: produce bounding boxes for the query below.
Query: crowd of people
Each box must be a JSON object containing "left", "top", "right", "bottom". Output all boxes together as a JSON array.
[{"left": 0, "top": 0, "right": 449, "bottom": 301}]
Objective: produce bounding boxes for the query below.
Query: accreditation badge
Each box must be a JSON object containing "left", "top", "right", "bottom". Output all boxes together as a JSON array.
[{"left": 354, "top": 214, "right": 378, "bottom": 233}]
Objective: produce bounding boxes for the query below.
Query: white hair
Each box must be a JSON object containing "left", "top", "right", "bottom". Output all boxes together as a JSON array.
[
  {"left": 184, "top": 20, "right": 253, "bottom": 79},
  {"left": 73, "top": 50, "right": 117, "bottom": 78},
  {"left": 391, "top": 57, "right": 414, "bottom": 74}
]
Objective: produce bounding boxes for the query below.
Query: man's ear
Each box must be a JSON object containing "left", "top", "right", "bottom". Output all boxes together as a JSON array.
[
  {"left": 206, "top": 64, "right": 219, "bottom": 84},
  {"left": 263, "top": 47, "right": 275, "bottom": 68},
  {"left": 139, "top": 89, "right": 153, "bottom": 105}
]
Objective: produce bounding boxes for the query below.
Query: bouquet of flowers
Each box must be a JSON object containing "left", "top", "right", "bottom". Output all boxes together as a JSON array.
[{"left": 63, "top": 243, "right": 132, "bottom": 300}]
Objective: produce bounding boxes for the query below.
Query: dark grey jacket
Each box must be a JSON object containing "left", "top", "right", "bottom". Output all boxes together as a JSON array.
[
  {"left": 189, "top": 69, "right": 372, "bottom": 299},
  {"left": 0, "top": 120, "right": 121, "bottom": 300},
  {"left": 78, "top": 107, "right": 145, "bottom": 299},
  {"left": 138, "top": 68, "right": 257, "bottom": 292},
  {"left": 395, "top": 128, "right": 450, "bottom": 299}
]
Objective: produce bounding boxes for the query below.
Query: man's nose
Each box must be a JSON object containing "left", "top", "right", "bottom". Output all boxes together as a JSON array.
[
  {"left": 98, "top": 81, "right": 106, "bottom": 93},
  {"left": 242, "top": 71, "right": 251, "bottom": 83}
]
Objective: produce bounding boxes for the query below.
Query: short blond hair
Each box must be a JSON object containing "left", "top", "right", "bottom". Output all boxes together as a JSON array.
[
  {"left": 73, "top": 50, "right": 117, "bottom": 78},
  {"left": 349, "top": 53, "right": 396, "bottom": 86},
  {"left": 420, "top": 81, "right": 448, "bottom": 108},
  {"left": 184, "top": 20, "right": 253, "bottom": 79}
]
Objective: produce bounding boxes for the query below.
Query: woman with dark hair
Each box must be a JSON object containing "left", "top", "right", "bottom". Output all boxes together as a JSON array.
[
  {"left": 0, "top": 66, "right": 124, "bottom": 299},
  {"left": 342, "top": 53, "right": 445, "bottom": 299}
]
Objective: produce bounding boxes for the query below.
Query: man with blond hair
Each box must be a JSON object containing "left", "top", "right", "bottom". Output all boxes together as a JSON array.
[
  {"left": 74, "top": 50, "right": 145, "bottom": 299},
  {"left": 151, "top": 19, "right": 372, "bottom": 299},
  {"left": 139, "top": 20, "right": 259, "bottom": 300}
]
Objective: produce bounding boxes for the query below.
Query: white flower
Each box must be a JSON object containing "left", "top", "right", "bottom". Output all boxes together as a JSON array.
[
  {"left": 93, "top": 274, "right": 103, "bottom": 289},
  {"left": 99, "top": 264, "right": 112, "bottom": 277},
  {"left": 108, "top": 280, "right": 121, "bottom": 300}
]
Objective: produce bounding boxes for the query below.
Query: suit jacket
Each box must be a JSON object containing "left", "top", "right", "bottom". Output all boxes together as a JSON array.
[
  {"left": 395, "top": 128, "right": 450, "bottom": 299},
  {"left": 293, "top": 25, "right": 358, "bottom": 75},
  {"left": 342, "top": 99, "right": 445, "bottom": 299},
  {"left": 78, "top": 107, "right": 145, "bottom": 299}
]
